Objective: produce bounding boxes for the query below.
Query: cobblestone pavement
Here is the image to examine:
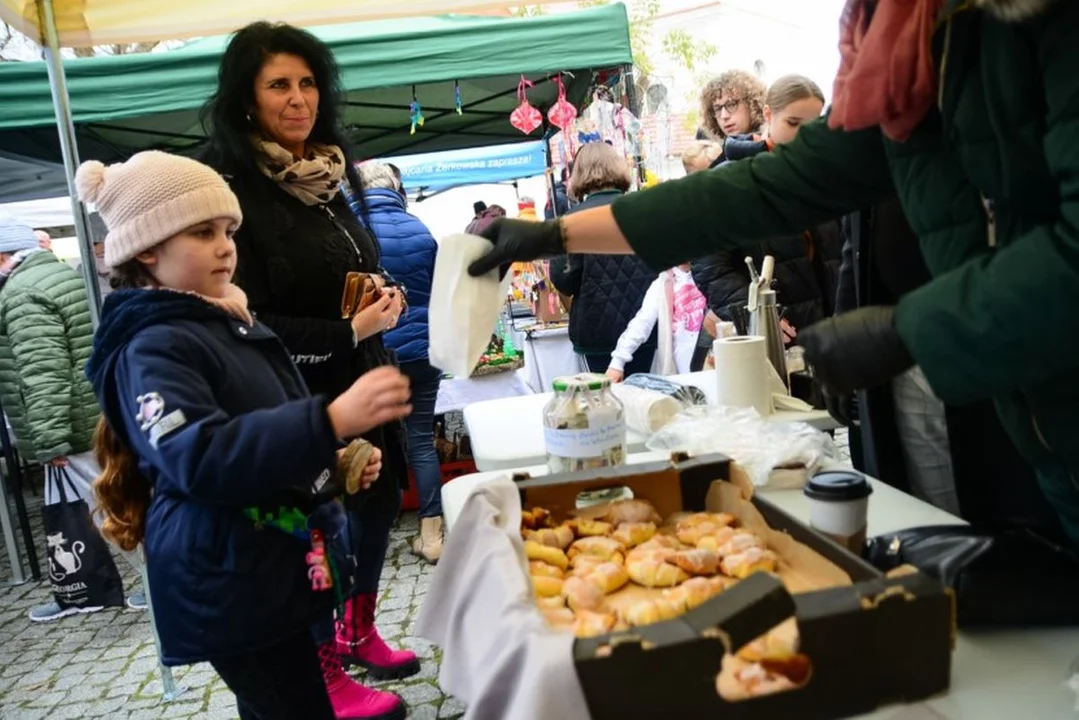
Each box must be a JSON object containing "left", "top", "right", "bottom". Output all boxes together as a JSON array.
[
  {"left": 0, "top": 431, "right": 850, "bottom": 719},
  {"left": 0, "top": 483, "right": 459, "bottom": 720}
]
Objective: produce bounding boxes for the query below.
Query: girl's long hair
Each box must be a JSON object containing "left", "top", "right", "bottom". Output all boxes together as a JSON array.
[
  {"left": 91, "top": 260, "right": 153, "bottom": 552},
  {"left": 92, "top": 416, "right": 149, "bottom": 552}
]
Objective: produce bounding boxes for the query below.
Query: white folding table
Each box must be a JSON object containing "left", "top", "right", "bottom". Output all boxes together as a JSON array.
[{"left": 463, "top": 370, "right": 840, "bottom": 471}]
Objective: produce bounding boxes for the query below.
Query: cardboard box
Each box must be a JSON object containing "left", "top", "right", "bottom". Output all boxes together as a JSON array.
[{"left": 512, "top": 454, "right": 955, "bottom": 720}]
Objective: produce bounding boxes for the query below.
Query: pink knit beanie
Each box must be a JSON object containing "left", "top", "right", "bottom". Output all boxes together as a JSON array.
[{"left": 75, "top": 151, "right": 243, "bottom": 269}]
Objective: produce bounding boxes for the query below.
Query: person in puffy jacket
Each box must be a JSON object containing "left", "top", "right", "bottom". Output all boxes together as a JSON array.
[
  {"left": 691, "top": 75, "right": 841, "bottom": 366},
  {"left": 357, "top": 162, "right": 445, "bottom": 565},
  {"left": 0, "top": 215, "right": 145, "bottom": 621},
  {"left": 78, "top": 151, "right": 410, "bottom": 719},
  {"left": 548, "top": 142, "right": 656, "bottom": 374}
]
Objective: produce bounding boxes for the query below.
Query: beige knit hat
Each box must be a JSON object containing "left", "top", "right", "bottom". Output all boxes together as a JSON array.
[{"left": 75, "top": 151, "right": 243, "bottom": 269}]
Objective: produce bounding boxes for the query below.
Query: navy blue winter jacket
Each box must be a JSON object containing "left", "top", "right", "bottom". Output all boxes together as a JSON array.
[
  {"left": 356, "top": 189, "right": 437, "bottom": 366},
  {"left": 86, "top": 289, "right": 341, "bottom": 665}
]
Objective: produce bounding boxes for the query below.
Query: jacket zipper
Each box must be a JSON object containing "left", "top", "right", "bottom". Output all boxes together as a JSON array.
[
  {"left": 982, "top": 196, "right": 997, "bottom": 248},
  {"left": 323, "top": 205, "right": 364, "bottom": 265},
  {"left": 1027, "top": 408, "right": 1053, "bottom": 453}
]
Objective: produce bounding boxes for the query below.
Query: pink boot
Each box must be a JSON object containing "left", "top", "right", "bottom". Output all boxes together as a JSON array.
[
  {"left": 336, "top": 593, "right": 420, "bottom": 680},
  {"left": 318, "top": 641, "right": 405, "bottom": 720}
]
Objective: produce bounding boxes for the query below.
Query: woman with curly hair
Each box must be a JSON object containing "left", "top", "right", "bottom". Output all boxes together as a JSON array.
[{"left": 697, "top": 69, "right": 767, "bottom": 141}]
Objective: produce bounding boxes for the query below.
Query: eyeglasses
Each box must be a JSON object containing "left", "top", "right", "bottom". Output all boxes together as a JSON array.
[{"left": 712, "top": 99, "right": 742, "bottom": 115}]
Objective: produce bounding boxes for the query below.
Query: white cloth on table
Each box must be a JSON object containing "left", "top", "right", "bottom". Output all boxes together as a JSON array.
[
  {"left": 518, "top": 325, "right": 583, "bottom": 393},
  {"left": 435, "top": 372, "right": 534, "bottom": 415},
  {"left": 415, "top": 480, "right": 589, "bottom": 720}
]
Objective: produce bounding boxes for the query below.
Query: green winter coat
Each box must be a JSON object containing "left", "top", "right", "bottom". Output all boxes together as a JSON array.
[
  {"left": 0, "top": 251, "right": 99, "bottom": 462},
  {"left": 611, "top": 0, "right": 1079, "bottom": 546}
]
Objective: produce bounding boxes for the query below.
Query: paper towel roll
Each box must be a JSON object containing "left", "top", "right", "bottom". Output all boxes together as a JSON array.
[
  {"left": 609, "top": 383, "right": 683, "bottom": 435},
  {"left": 713, "top": 336, "right": 772, "bottom": 417}
]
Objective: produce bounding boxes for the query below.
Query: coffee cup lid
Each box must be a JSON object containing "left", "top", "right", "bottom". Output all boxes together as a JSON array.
[{"left": 804, "top": 470, "right": 873, "bottom": 501}]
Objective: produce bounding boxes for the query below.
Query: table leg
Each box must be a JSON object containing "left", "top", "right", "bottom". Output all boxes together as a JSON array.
[{"left": 0, "top": 467, "right": 26, "bottom": 585}]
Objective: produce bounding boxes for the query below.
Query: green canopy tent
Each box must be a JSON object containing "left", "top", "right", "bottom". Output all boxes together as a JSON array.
[{"left": 0, "top": 4, "right": 633, "bottom": 200}]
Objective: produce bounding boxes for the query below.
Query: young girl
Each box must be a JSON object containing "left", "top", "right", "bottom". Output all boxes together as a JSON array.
[
  {"left": 605, "top": 263, "right": 707, "bottom": 382},
  {"left": 77, "top": 151, "right": 412, "bottom": 720}
]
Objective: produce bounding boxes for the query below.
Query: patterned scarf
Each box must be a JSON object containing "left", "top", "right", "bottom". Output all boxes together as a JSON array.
[
  {"left": 254, "top": 138, "right": 347, "bottom": 206},
  {"left": 828, "top": 0, "right": 945, "bottom": 142}
]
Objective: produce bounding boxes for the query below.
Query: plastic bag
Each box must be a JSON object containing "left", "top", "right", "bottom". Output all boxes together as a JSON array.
[
  {"left": 645, "top": 405, "right": 837, "bottom": 488},
  {"left": 623, "top": 373, "right": 708, "bottom": 406},
  {"left": 428, "top": 234, "right": 512, "bottom": 378}
]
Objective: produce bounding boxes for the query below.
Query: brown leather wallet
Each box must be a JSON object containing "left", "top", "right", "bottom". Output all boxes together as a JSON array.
[{"left": 341, "top": 272, "right": 380, "bottom": 319}]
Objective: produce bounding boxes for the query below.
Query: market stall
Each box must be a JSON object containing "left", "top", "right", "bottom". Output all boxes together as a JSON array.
[
  {"left": 428, "top": 455, "right": 1079, "bottom": 719},
  {"left": 0, "top": 4, "right": 634, "bottom": 199}
]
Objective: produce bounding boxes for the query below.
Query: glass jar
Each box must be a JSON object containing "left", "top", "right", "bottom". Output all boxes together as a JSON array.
[{"left": 542, "top": 373, "right": 627, "bottom": 473}]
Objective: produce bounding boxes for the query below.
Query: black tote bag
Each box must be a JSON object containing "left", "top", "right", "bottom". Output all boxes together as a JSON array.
[{"left": 42, "top": 465, "right": 124, "bottom": 609}]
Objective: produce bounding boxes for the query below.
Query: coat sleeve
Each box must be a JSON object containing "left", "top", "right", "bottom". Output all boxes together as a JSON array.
[
  {"left": 609, "top": 276, "right": 663, "bottom": 372},
  {"left": 548, "top": 255, "right": 583, "bottom": 297},
  {"left": 233, "top": 226, "right": 355, "bottom": 359},
  {"left": 6, "top": 290, "right": 75, "bottom": 461},
  {"left": 610, "top": 118, "right": 895, "bottom": 271},
  {"left": 895, "top": 19, "right": 1079, "bottom": 403},
  {"left": 114, "top": 328, "right": 339, "bottom": 507},
  {"left": 692, "top": 252, "right": 752, "bottom": 321}
]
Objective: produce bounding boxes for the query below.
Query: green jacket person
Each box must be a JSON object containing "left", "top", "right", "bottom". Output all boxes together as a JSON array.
[{"left": 469, "top": 0, "right": 1079, "bottom": 547}]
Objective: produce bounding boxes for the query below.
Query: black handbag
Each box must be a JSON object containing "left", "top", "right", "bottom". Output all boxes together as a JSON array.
[
  {"left": 42, "top": 466, "right": 124, "bottom": 610},
  {"left": 864, "top": 525, "right": 1079, "bottom": 626}
]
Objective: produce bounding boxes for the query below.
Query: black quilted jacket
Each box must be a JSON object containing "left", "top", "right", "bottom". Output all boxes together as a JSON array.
[{"left": 549, "top": 191, "right": 657, "bottom": 356}]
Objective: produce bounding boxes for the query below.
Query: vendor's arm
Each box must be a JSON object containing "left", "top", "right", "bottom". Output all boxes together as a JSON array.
[
  {"left": 116, "top": 327, "right": 338, "bottom": 507},
  {"left": 561, "top": 120, "right": 894, "bottom": 268},
  {"left": 895, "top": 21, "right": 1079, "bottom": 404},
  {"left": 609, "top": 276, "right": 663, "bottom": 372}
]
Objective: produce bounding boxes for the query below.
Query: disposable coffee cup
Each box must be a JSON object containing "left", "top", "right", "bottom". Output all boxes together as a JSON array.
[{"left": 803, "top": 470, "right": 873, "bottom": 554}]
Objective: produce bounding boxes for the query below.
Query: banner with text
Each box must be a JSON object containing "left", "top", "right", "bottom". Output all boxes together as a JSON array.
[{"left": 385, "top": 141, "right": 547, "bottom": 193}]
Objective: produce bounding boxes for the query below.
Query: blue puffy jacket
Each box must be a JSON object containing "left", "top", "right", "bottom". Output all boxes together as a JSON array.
[
  {"left": 85, "top": 289, "right": 341, "bottom": 665},
  {"left": 355, "top": 188, "right": 438, "bottom": 365}
]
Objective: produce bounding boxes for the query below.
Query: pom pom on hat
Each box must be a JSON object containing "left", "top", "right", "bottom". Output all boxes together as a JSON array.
[
  {"left": 76, "top": 151, "right": 242, "bottom": 268},
  {"left": 75, "top": 160, "right": 107, "bottom": 205}
]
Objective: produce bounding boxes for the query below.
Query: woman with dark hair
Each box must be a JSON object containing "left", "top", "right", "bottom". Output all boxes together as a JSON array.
[
  {"left": 548, "top": 142, "right": 656, "bottom": 375},
  {"left": 201, "top": 22, "right": 412, "bottom": 720}
]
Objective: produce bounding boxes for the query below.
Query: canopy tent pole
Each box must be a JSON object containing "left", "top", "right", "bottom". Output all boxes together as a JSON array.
[
  {"left": 35, "top": 0, "right": 184, "bottom": 703},
  {"left": 37, "top": 0, "right": 102, "bottom": 327}
]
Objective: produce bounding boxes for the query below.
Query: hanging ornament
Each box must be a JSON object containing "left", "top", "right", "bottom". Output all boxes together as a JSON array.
[
  {"left": 454, "top": 80, "right": 463, "bottom": 115},
  {"left": 547, "top": 74, "right": 578, "bottom": 131},
  {"left": 409, "top": 85, "right": 424, "bottom": 135},
  {"left": 510, "top": 76, "right": 543, "bottom": 135}
]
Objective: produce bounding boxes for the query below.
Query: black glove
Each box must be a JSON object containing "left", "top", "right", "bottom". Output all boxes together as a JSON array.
[
  {"left": 467, "top": 218, "right": 565, "bottom": 277},
  {"left": 800, "top": 306, "right": 914, "bottom": 395},
  {"left": 823, "top": 387, "right": 855, "bottom": 427}
]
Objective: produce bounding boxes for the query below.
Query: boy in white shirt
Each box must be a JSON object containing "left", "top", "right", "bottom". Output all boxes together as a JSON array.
[{"left": 606, "top": 264, "right": 706, "bottom": 381}]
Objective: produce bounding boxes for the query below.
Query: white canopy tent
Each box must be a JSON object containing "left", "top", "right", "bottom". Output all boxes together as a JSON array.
[{"left": 0, "top": 0, "right": 562, "bottom": 46}]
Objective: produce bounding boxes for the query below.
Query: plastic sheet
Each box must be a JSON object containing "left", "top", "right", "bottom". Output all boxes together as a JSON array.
[
  {"left": 623, "top": 373, "right": 708, "bottom": 406},
  {"left": 645, "top": 405, "right": 837, "bottom": 488}
]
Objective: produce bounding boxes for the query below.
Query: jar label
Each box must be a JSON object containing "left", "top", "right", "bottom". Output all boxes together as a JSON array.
[{"left": 544, "top": 420, "right": 626, "bottom": 460}]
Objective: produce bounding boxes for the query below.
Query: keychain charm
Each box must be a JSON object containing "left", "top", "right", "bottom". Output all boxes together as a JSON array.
[{"left": 307, "top": 529, "right": 334, "bottom": 591}]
